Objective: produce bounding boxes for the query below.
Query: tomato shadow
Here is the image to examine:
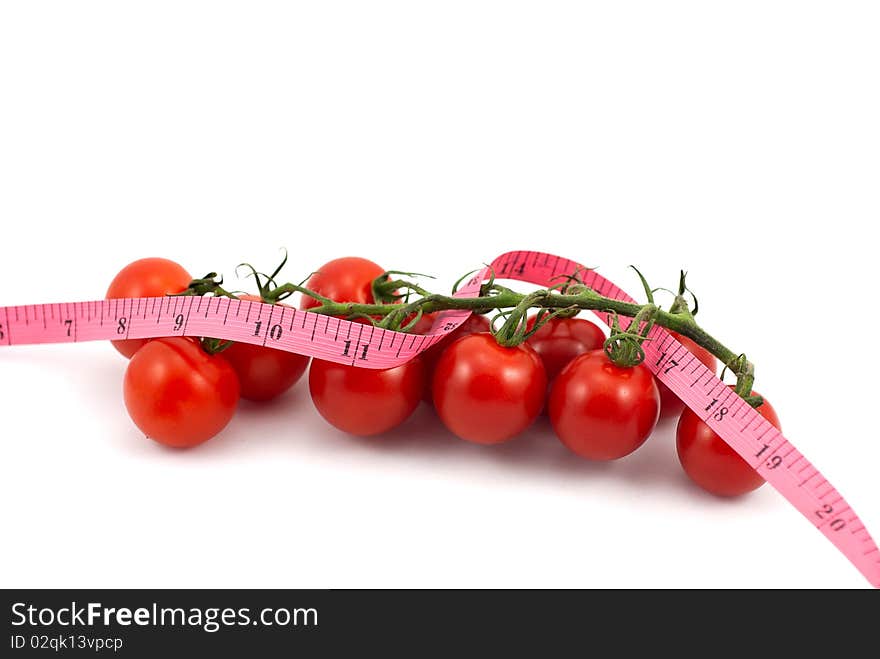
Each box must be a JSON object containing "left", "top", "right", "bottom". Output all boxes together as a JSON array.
[
  {"left": 236, "top": 382, "right": 313, "bottom": 417},
  {"left": 341, "top": 403, "right": 471, "bottom": 456},
  {"left": 486, "top": 416, "right": 691, "bottom": 491},
  {"left": 146, "top": 374, "right": 753, "bottom": 502},
  {"left": 211, "top": 378, "right": 317, "bottom": 452},
  {"left": 343, "top": 404, "right": 704, "bottom": 498}
]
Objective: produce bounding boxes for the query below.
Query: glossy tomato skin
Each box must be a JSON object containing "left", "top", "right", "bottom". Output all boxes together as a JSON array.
[
  {"left": 676, "top": 390, "right": 780, "bottom": 497},
  {"left": 106, "top": 257, "right": 192, "bottom": 358},
  {"left": 419, "top": 314, "right": 491, "bottom": 402},
  {"left": 123, "top": 337, "right": 240, "bottom": 448},
  {"left": 221, "top": 295, "right": 310, "bottom": 402},
  {"left": 525, "top": 315, "right": 606, "bottom": 381},
  {"left": 432, "top": 333, "right": 546, "bottom": 444},
  {"left": 407, "top": 311, "right": 439, "bottom": 335},
  {"left": 299, "top": 256, "right": 385, "bottom": 310},
  {"left": 657, "top": 332, "right": 717, "bottom": 418},
  {"left": 309, "top": 357, "right": 425, "bottom": 436},
  {"left": 549, "top": 350, "right": 660, "bottom": 460}
]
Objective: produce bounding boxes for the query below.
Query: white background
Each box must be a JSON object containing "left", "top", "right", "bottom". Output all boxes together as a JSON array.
[{"left": 1, "top": 2, "right": 878, "bottom": 589}]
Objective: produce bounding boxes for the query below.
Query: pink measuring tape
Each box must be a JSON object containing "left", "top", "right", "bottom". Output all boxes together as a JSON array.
[{"left": 1, "top": 250, "right": 878, "bottom": 587}]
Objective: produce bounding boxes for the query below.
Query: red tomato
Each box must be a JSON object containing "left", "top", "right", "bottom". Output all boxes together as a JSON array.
[
  {"left": 123, "top": 337, "right": 240, "bottom": 448},
  {"left": 432, "top": 333, "right": 546, "bottom": 444},
  {"left": 657, "top": 332, "right": 717, "bottom": 418},
  {"left": 419, "top": 313, "right": 491, "bottom": 402},
  {"left": 299, "top": 256, "right": 385, "bottom": 310},
  {"left": 549, "top": 350, "right": 660, "bottom": 460},
  {"left": 309, "top": 357, "right": 425, "bottom": 436},
  {"left": 221, "top": 295, "right": 310, "bottom": 402},
  {"left": 106, "top": 257, "right": 192, "bottom": 358},
  {"left": 525, "top": 315, "right": 605, "bottom": 381},
  {"left": 408, "top": 311, "right": 440, "bottom": 335},
  {"left": 676, "top": 389, "right": 780, "bottom": 497}
]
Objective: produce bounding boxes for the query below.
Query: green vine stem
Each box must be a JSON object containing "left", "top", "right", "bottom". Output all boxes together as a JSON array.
[
  {"left": 179, "top": 264, "right": 759, "bottom": 408},
  {"left": 255, "top": 279, "right": 761, "bottom": 406}
]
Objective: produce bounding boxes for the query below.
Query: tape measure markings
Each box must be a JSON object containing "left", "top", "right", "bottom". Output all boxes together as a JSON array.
[{"left": 2, "top": 305, "right": 10, "bottom": 345}]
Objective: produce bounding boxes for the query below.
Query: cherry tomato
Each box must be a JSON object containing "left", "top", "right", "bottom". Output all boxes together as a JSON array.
[
  {"left": 432, "top": 333, "right": 546, "bottom": 444},
  {"left": 221, "top": 295, "right": 310, "bottom": 402},
  {"left": 309, "top": 357, "right": 425, "bottom": 436},
  {"left": 525, "top": 315, "right": 605, "bottom": 381},
  {"left": 657, "top": 332, "right": 717, "bottom": 418},
  {"left": 676, "top": 389, "right": 780, "bottom": 497},
  {"left": 106, "top": 257, "right": 192, "bottom": 358},
  {"left": 123, "top": 337, "right": 240, "bottom": 448},
  {"left": 408, "top": 311, "right": 440, "bottom": 335},
  {"left": 418, "top": 313, "right": 491, "bottom": 402},
  {"left": 299, "top": 256, "right": 385, "bottom": 310},
  {"left": 549, "top": 350, "right": 660, "bottom": 460}
]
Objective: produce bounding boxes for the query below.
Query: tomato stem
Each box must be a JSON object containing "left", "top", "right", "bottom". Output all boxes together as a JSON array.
[
  {"left": 372, "top": 271, "right": 435, "bottom": 304},
  {"left": 190, "top": 264, "right": 761, "bottom": 402},
  {"left": 511, "top": 302, "right": 746, "bottom": 401},
  {"left": 295, "top": 287, "right": 753, "bottom": 395},
  {"left": 200, "top": 337, "right": 234, "bottom": 355},
  {"left": 179, "top": 273, "right": 239, "bottom": 299},
  {"left": 492, "top": 291, "right": 543, "bottom": 347},
  {"left": 603, "top": 305, "right": 657, "bottom": 367}
]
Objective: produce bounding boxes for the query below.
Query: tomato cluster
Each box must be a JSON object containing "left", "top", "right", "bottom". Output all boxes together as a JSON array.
[
  {"left": 107, "top": 258, "right": 311, "bottom": 447},
  {"left": 108, "top": 256, "right": 779, "bottom": 498}
]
